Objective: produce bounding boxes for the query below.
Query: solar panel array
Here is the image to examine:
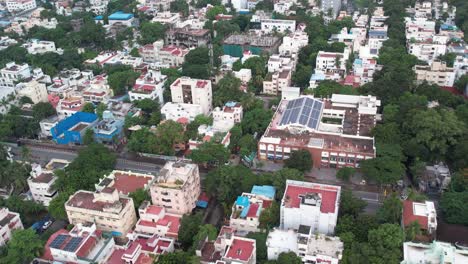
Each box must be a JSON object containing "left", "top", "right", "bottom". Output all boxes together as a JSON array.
[
  {"left": 279, "top": 97, "right": 323, "bottom": 130},
  {"left": 50, "top": 234, "right": 68, "bottom": 249},
  {"left": 63, "top": 237, "right": 83, "bottom": 252}
]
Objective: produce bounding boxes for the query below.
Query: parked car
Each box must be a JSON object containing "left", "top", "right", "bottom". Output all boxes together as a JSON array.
[{"left": 42, "top": 220, "right": 53, "bottom": 230}]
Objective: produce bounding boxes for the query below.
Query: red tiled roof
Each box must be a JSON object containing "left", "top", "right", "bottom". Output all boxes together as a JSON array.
[
  {"left": 403, "top": 200, "right": 429, "bottom": 230},
  {"left": 146, "top": 205, "right": 163, "bottom": 215},
  {"left": 112, "top": 172, "right": 153, "bottom": 195},
  {"left": 196, "top": 80, "right": 208, "bottom": 88},
  {"left": 283, "top": 184, "right": 338, "bottom": 213},
  {"left": 157, "top": 215, "right": 180, "bottom": 235},
  {"left": 67, "top": 191, "right": 130, "bottom": 212},
  {"left": 246, "top": 203, "right": 259, "bottom": 218},
  {"left": 76, "top": 236, "right": 97, "bottom": 258},
  {"left": 225, "top": 239, "right": 254, "bottom": 262},
  {"left": 107, "top": 248, "right": 125, "bottom": 264},
  {"left": 31, "top": 173, "right": 54, "bottom": 183},
  {"left": 124, "top": 241, "right": 140, "bottom": 256}
]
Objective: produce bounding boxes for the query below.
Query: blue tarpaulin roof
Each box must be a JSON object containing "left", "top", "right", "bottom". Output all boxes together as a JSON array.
[
  {"left": 240, "top": 204, "right": 250, "bottom": 218},
  {"left": 236, "top": 196, "right": 250, "bottom": 207},
  {"left": 251, "top": 185, "right": 276, "bottom": 199},
  {"left": 108, "top": 11, "right": 134, "bottom": 20}
]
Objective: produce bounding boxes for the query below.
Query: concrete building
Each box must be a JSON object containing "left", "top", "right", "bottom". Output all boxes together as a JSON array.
[
  {"left": 234, "top": 69, "right": 252, "bottom": 83},
  {"left": 151, "top": 12, "right": 180, "bottom": 25},
  {"left": 129, "top": 70, "right": 167, "bottom": 104},
  {"left": 105, "top": 11, "right": 135, "bottom": 27},
  {"left": 150, "top": 161, "right": 201, "bottom": 215},
  {"left": 82, "top": 74, "right": 113, "bottom": 103},
  {"left": 134, "top": 201, "right": 181, "bottom": 239},
  {"left": 405, "top": 18, "right": 436, "bottom": 41},
  {"left": 274, "top": 2, "right": 293, "bottom": 15},
  {"left": 453, "top": 55, "right": 468, "bottom": 79},
  {"left": 212, "top": 101, "right": 243, "bottom": 133},
  {"left": 312, "top": 49, "right": 350, "bottom": 84},
  {"left": 16, "top": 80, "right": 48, "bottom": 103},
  {"left": 258, "top": 95, "right": 380, "bottom": 168},
  {"left": 0, "top": 208, "right": 23, "bottom": 246},
  {"left": 267, "top": 54, "right": 294, "bottom": 73},
  {"left": 40, "top": 115, "right": 60, "bottom": 138},
  {"left": 280, "top": 180, "right": 341, "bottom": 235},
  {"left": 95, "top": 170, "right": 155, "bottom": 196},
  {"left": 165, "top": 28, "right": 211, "bottom": 48},
  {"left": 197, "top": 226, "right": 257, "bottom": 264},
  {"left": 161, "top": 102, "right": 203, "bottom": 122},
  {"left": 87, "top": 0, "right": 108, "bottom": 15},
  {"left": 368, "top": 25, "right": 388, "bottom": 54},
  {"left": 107, "top": 233, "right": 174, "bottom": 263},
  {"left": 39, "top": 223, "right": 115, "bottom": 263},
  {"left": 267, "top": 228, "right": 343, "bottom": 264},
  {"left": 170, "top": 77, "right": 212, "bottom": 115},
  {"left": 402, "top": 200, "right": 437, "bottom": 237},
  {"left": 56, "top": 96, "right": 86, "bottom": 119},
  {"left": 139, "top": 40, "right": 188, "bottom": 67},
  {"left": 278, "top": 31, "right": 309, "bottom": 58},
  {"left": 92, "top": 112, "right": 124, "bottom": 144},
  {"left": 28, "top": 160, "right": 69, "bottom": 206},
  {"left": 223, "top": 34, "right": 281, "bottom": 57},
  {"left": 408, "top": 37, "right": 448, "bottom": 63},
  {"left": 230, "top": 186, "right": 275, "bottom": 235},
  {"left": 65, "top": 188, "right": 137, "bottom": 237},
  {"left": 321, "top": 0, "right": 341, "bottom": 18},
  {"left": 402, "top": 241, "right": 468, "bottom": 264},
  {"left": 262, "top": 69, "right": 292, "bottom": 95},
  {"left": 260, "top": 19, "right": 296, "bottom": 33},
  {"left": 281, "top": 86, "right": 300, "bottom": 100},
  {"left": 0, "top": 62, "right": 31, "bottom": 89},
  {"left": 22, "top": 39, "right": 62, "bottom": 55},
  {"left": 51, "top": 112, "right": 98, "bottom": 145},
  {"left": 414, "top": 61, "right": 456, "bottom": 87},
  {"left": 6, "top": 0, "right": 36, "bottom": 13}
]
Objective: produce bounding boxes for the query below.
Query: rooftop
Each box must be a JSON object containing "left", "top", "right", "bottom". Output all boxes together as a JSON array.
[
  {"left": 224, "top": 238, "right": 255, "bottom": 262},
  {"left": 66, "top": 191, "right": 130, "bottom": 213},
  {"left": 403, "top": 200, "right": 437, "bottom": 230},
  {"left": 97, "top": 171, "right": 154, "bottom": 195},
  {"left": 283, "top": 180, "right": 340, "bottom": 214}
]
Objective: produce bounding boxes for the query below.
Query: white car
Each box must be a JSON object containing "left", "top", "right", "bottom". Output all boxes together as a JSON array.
[{"left": 42, "top": 220, "right": 52, "bottom": 230}]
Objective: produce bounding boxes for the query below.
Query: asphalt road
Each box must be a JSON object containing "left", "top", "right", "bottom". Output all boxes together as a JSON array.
[{"left": 353, "top": 190, "right": 381, "bottom": 214}]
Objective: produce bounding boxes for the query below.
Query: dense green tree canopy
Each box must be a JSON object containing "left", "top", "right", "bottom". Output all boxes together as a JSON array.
[{"left": 284, "top": 150, "right": 312, "bottom": 172}]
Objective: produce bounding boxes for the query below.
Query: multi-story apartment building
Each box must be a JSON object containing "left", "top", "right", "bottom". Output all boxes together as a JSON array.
[
  {"left": 134, "top": 201, "right": 181, "bottom": 239},
  {"left": 309, "top": 50, "right": 350, "bottom": 88},
  {"left": 39, "top": 223, "right": 115, "bottom": 263},
  {"left": 87, "top": 0, "right": 108, "bottom": 14},
  {"left": 128, "top": 70, "right": 167, "bottom": 104},
  {"left": 56, "top": 96, "right": 85, "bottom": 119},
  {"left": 161, "top": 102, "right": 203, "bottom": 122},
  {"left": 150, "top": 161, "right": 201, "bottom": 215},
  {"left": 212, "top": 101, "right": 243, "bottom": 132},
  {"left": 280, "top": 180, "right": 341, "bottom": 235},
  {"left": 267, "top": 55, "right": 294, "bottom": 73},
  {"left": 321, "top": 0, "right": 341, "bottom": 18},
  {"left": 260, "top": 19, "right": 296, "bottom": 33},
  {"left": 414, "top": 61, "right": 456, "bottom": 87},
  {"left": 0, "top": 62, "right": 31, "bottom": 89},
  {"left": 165, "top": 28, "right": 211, "bottom": 48},
  {"left": 278, "top": 31, "right": 309, "bottom": 58},
  {"left": 368, "top": 25, "right": 388, "bottom": 53},
  {"left": 82, "top": 74, "right": 113, "bottom": 103},
  {"left": 65, "top": 188, "right": 137, "bottom": 237},
  {"left": 453, "top": 55, "right": 468, "bottom": 79},
  {"left": 267, "top": 228, "right": 343, "bottom": 264},
  {"left": 139, "top": 40, "right": 189, "bottom": 67},
  {"left": 352, "top": 58, "right": 381, "bottom": 85},
  {"left": 16, "top": 80, "right": 48, "bottom": 103},
  {"left": 408, "top": 36, "right": 449, "bottom": 63},
  {"left": 169, "top": 77, "right": 213, "bottom": 115},
  {"left": 6, "top": 0, "right": 36, "bottom": 13},
  {"left": 22, "top": 39, "right": 61, "bottom": 55},
  {"left": 405, "top": 17, "right": 436, "bottom": 41},
  {"left": 262, "top": 69, "right": 292, "bottom": 95},
  {"left": 152, "top": 12, "right": 181, "bottom": 26},
  {"left": 0, "top": 208, "right": 23, "bottom": 246},
  {"left": 27, "top": 159, "right": 69, "bottom": 206}
]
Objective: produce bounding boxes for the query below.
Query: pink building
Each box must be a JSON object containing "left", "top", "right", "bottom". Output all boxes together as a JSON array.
[
  {"left": 134, "top": 201, "right": 181, "bottom": 239},
  {"left": 0, "top": 208, "right": 23, "bottom": 246},
  {"left": 151, "top": 161, "right": 201, "bottom": 215},
  {"left": 107, "top": 234, "right": 174, "bottom": 264}
]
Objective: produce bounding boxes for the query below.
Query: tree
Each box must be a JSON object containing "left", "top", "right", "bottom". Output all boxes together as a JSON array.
[
  {"left": 139, "top": 22, "right": 166, "bottom": 45},
  {"left": 454, "top": 74, "right": 468, "bottom": 93},
  {"left": 440, "top": 191, "right": 468, "bottom": 225},
  {"left": 206, "top": 5, "right": 226, "bottom": 20},
  {"left": 366, "top": 224, "right": 405, "bottom": 264},
  {"left": 336, "top": 167, "right": 356, "bottom": 181},
  {"left": 178, "top": 213, "right": 203, "bottom": 250},
  {"left": 129, "top": 189, "right": 150, "bottom": 211},
  {"left": 109, "top": 70, "right": 140, "bottom": 95},
  {"left": 259, "top": 201, "right": 280, "bottom": 229},
  {"left": 48, "top": 192, "right": 70, "bottom": 220},
  {"left": 18, "top": 96, "right": 33, "bottom": 105},
  {"left": 213, "top": 75, "right": 243, "bottom": 107},
  {"left": 361, "top": 156, "right": 405, "bottom": 185},
  {"left": 438, "top": 53, "right": 457, "bottom": 67},
  {"left": 339, "top": 190, "right": 366, "bottom": 217},
  {"left": 238, "top": 134, "right": 257, "bottom": 157},
  {"left": 246, "top": 232, "right": 268, "bottom": 262},
  {"left": 309, "top": 80, "right": 358, "bottom": 98},
  {"left": 292, "top": 64, "right": 312, "bottom": 88},
  {"left": 129, "top": 47, "right": 139, "bottom": 57},
  {"left": 271, "top": 168, "right": 304, "bottom": 199},
  {"left": 1, "top": 229, "right": 43, "bottom": 264},
  {"left": 190, "top": 224, "right": 218, "bottom": 252},
  {"left": 405, "top": 221, "right": 422, "bottom": 241},
  {"left": 170, "top": 0, "right": 189, "bottom": 16},
  {"left": 83, "top": 129, "right": 95, "bottom": 145},
  {"left": 284, "top": 150, "right": 312, "bottom": 172},
  {"left": 82, "top": 102, "right": 95, "bottom": 113},
  {"left": 241, "top": 108, "right": 273, "bottom": 135},
  {"left": 96, "top": 103, "right": 107, "bottom": 119},
  {"left": 242, "top": 56, "right": 266, "bottom": 77},
  {"left": 277, "top": 252, "right": 302, "bottom": 264},
  {"left": 155, "top": 251, "right": 198, "bottom": 263},
  {"left": 32, "top": 102, "right": 56, "bottom": 120},
  {"left": 376, "top": 194, "right": 402, "bottom": 224},
  {"left": 189, "top": 142, "right": 230, "bottom": 167}
]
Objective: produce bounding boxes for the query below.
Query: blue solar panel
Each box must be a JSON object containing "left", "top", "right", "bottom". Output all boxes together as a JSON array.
[
  {"left": 279, "top": 97, "right": 323, "bottom": 129},
  {"left": 50, "top": 234, "right": 68, "bottom": 249},
  {"left": 63, "top": 237, "right": 83, "bottom": 252}
]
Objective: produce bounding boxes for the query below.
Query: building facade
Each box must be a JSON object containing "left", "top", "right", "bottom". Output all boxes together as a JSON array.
[
  {"left": 414, "top": 61, "right": 456, "bottom": 87},
  {"left": 170, "top": 77, "right": 213, "bottom": 115},
  {"left": 0, "top": 208, "right": 23, "bottom": 246}
]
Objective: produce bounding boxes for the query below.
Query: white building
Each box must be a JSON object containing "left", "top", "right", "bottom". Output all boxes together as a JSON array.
[
  {"left": 212, "top": 101, "right": 243, "bottom": 133},
  {"left": 0, "top": 62, "right": 31, "bottom": 89},
  {"left": 28, "top": 159, "right": 69, "bottom": 206},
  {"left": 0, "top": 208, "right": 23, "bottom": 246},
  {"left": 152, "top": 12, "right": 181, "bottom": 25},
  {"left": 88, "top": 0, "right": 109, "bottom": 15},
  {"left": 170, "top": 77, "right": 212, "bottom": 115},
  {"left": 134, "top": 201, "right": 181, "bottom": 239},
  {"left": 161, "top": 102, "right": 203, "bottom": 122},
  {"left": 281, "top": 86, "right": 300, "bottom": 100},
  {"left": 274, "top": 2, "right": 292, "bottom": 15},
  {"left": 56, "top": 96, "right": 85, "bottom": 119},
  {"left": 261, "top": 19, "right": 296, "bottom": 33},
  {"left": 402, "top": 241, "right": 468, "bottom": 264},
  {"left": 234, "top": 69, "right": 252, "bottom": 84},
  {"left": 139, "top": 40, "right": 189, "bottom": 67},
  {"left": 279, "top": 31, "right": 309, "bottom": 58},
  {"left": 187, "top": 124, "right": 232, "bottom": 150},
  {"left": 321, "top": 0, "right": 341, "bottom": 18},
  {"left": 40, "top": 115, "right": 60, "bottom": 138},
  {"left": 368, "top": 25, "right": 388, "bottom": 54},
  {"left": 22, "top": 39, "right": 62, "bottom": 55},
  {"left": 267, "top": 228, "right": 343, "bottom": 264},
  {"left": 402, "top": 200, "right": 437, "bottom": 236},
  {"left": 6, "top": 0, "right": 36, "bottom": 13},
  {"left": 454, "top": 55, "right": 468, "bottom": 80},
  {"left": 16, "top": 80, "right": 48, "bottom": 103},
  {"left": 231, "top": 0, "right": 248, "bottom": 12},
  {"left": 414, "top": 61, "right": 456, "bottom": 87},
  {"left": 268, "top": 54, "right": 294, "bottom": 73},
  {"left": 263, "top": 69, "right": 292, "bottom": 95},
  {"left": 129, "top": 70, "right": 167, "bottom": 104},
  {"left": 82, "top": 74, "right": 113, "bottom": 103},
  {"left": 353, "top": 58, "right": 381, "bottom": 85},
  {"left": 281, "top": 180, "right": 341, "bottom": 235},
  {"left": 408, "top": 37, "right": 449, "bottom": 63},
  {"left": 405, "top": 17, "right": 436, "bottom": 41}
]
